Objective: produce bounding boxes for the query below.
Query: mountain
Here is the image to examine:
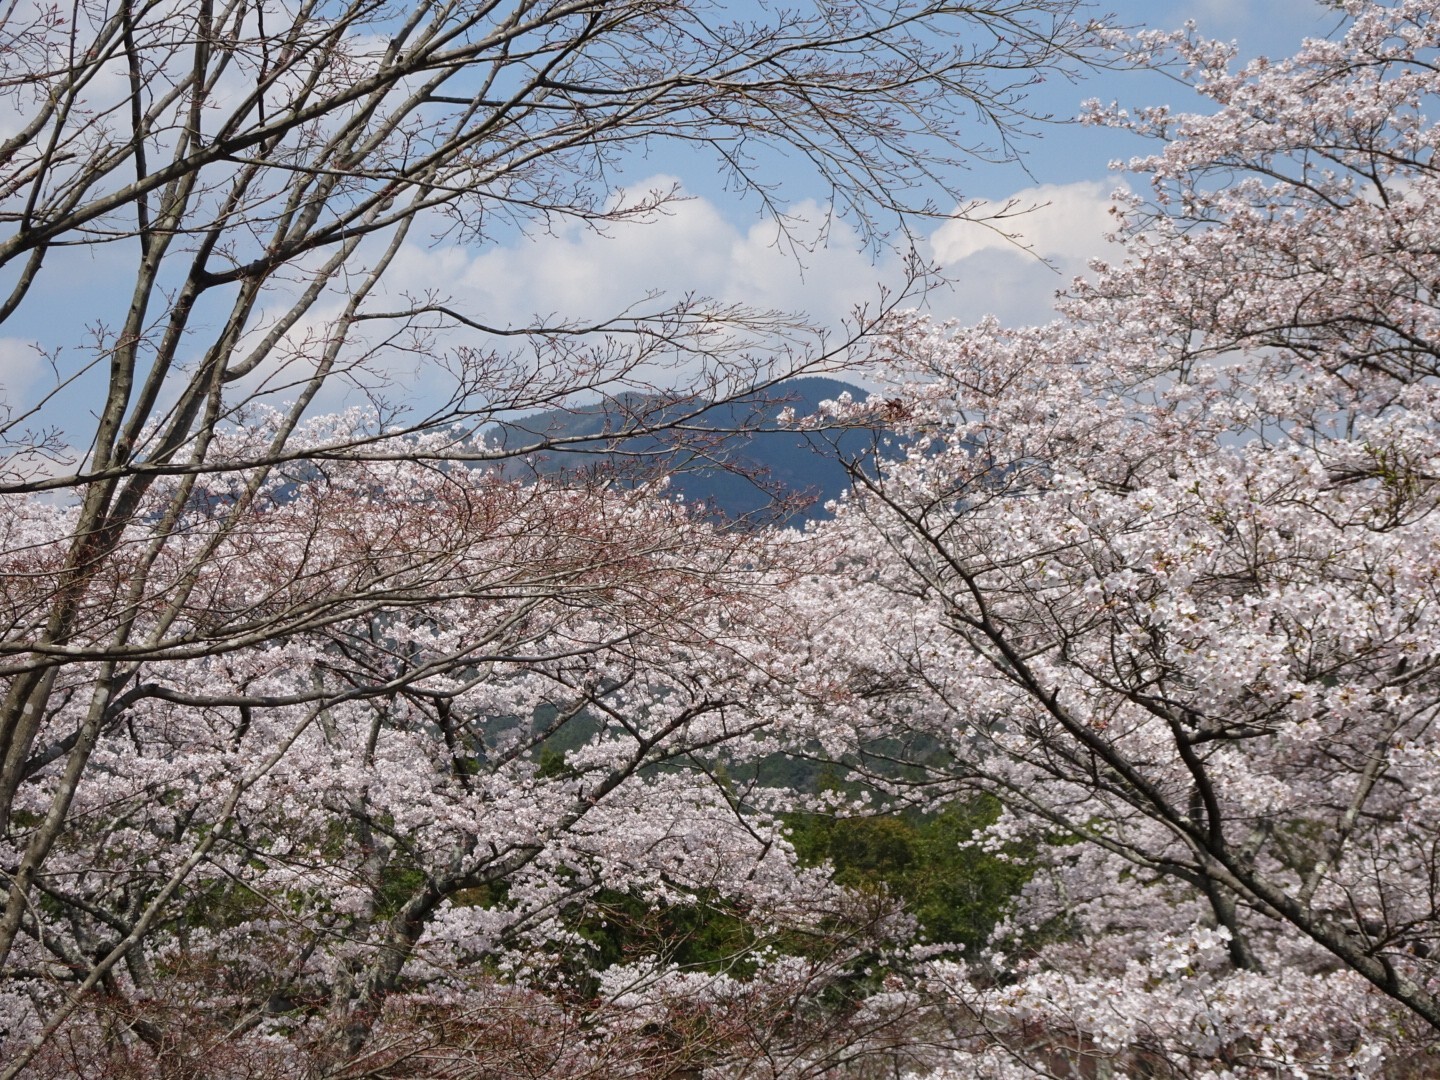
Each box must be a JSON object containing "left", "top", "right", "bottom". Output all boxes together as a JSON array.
[{"left": 485, "top": 377, "right": 885, "bottom": 523}]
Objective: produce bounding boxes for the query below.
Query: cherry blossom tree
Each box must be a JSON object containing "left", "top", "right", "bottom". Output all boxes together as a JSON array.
[
  {"left": 796, "top": 1, "right": 1440, "bottom": 1073},
  {"left": 0, "top": 424, "right": 934, "bottom": 1075},
  {"left": 0, "top": 0, "right": 1101, "bottom": 1070}
]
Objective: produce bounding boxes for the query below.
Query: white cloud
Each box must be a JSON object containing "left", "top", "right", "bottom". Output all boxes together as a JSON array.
[
  {"left": 919, "top": 180, "right": 1129, "bottom": 326},
  {"left": 383, "top": 177, "right": 1132, "bottom": 342},
  {"left": 409, "top": 181, "right": 888, "bottom": 333},
  {"left": 929, "top": 180, "right": 1126, "bottom": 266},
  {"left": 0, "top": 337, "right": 44, "bottom": 405}
]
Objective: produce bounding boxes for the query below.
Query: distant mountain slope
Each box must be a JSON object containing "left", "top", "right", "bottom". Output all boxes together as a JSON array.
[{"left": 486, "top": 377, "right": 884, "bottom": 523}]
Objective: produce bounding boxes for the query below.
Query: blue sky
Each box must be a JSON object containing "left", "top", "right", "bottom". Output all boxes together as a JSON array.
[
  {"left": 989, "top": 0, "right": 1344, "bottom": 191},
  {"left": 0, "top": 1, "right": 1351, "bottom": 433}
]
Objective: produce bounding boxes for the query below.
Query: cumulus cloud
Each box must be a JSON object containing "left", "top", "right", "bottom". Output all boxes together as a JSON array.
[
  {"left": 383, "top": 175, "right": 1129, "bottom": 336},
  {"left": 0, "top": 337, "right": 45, "bottom": 405},
  {"left": 384, "top": 180, "right": 891, "bottom": 336},
  {"left": 929, "top": 181, "right": 1124, "bottom": 266},
  {"left": 920, "top": 180, "right": 1129, "bottom": 326}
]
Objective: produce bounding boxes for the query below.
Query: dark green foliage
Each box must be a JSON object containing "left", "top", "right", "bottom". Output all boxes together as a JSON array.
[
  {"left": 374, "top": 864, "right": 429, "bottom": 920},
  {"left": 787, "top": 797, "right": 1031, "bottom": 955},
  {"left": 568, "top": 889, "right": 761, "bottom": 976},
  {"left": 535, "top": 743, "right": 573, "bottom": 779}
]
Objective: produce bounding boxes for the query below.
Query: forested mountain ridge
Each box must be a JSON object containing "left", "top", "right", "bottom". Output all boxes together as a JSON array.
[{"left": 485, "top": 377, "right": 884, "bottom": 521}]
